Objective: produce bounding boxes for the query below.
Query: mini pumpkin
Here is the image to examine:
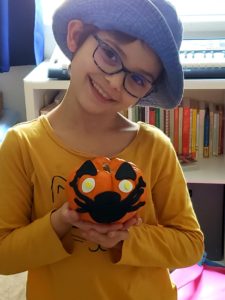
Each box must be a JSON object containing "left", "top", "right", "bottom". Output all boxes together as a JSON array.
[{"left": 66, "top": 157, "right": 146, "bottom": 224}]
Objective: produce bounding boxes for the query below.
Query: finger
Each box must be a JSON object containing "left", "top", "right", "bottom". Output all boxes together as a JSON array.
[
  {"left": 123, "top": 216, "right": 142, "bottom": 230},
  {"left": 61, "top": 202, "right": 80, "bottom": 224},
  {"left": 136, "top": 217, "right": 142, "bottom": 226},
  {"left": 123, "top": 218, "right": 136, "bottom": 229},
  {"left": 107, "top": 230, "right": 128, "bottom": 239},
  {"left": 82, "top": 229, "right": 128, "bottom": 248},
  {"left": 72, "top": 220, "right": 95, "bottom": 231},
  {"left": 73, "top": 220, "right": 123, "bottom": 233},
  {"left": 90, "top": 222, "right": 123, "bottom": 233}
]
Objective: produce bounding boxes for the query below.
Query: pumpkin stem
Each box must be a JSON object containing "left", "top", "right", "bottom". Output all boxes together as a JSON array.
[{"left": 103, "top": 163, "right": 111, "bottom": 173}]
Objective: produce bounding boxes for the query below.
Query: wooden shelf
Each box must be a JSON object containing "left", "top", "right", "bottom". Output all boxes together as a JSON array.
[
  {"left": 24, "top": 61, "right": 69, "bottom": 90},
  {"left": 183, "top": 156, "right": 225, "bottom": 184},
  {"left": 25, "top": 61, "right": 225, "bottom": 90},
  {"left": 23, "top": 60, "right": 225, "bottom": 185},
  {"left": 184, "top": 78, "right": 225, "bottom": 90}
]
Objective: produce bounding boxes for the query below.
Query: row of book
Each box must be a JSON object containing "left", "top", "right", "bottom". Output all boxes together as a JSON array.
[
  {"left": 39, "top": 91, "right": 224, "bottom": 162},
  {"left": 126, "top": 98, "right": 224, "bottom": 162}
]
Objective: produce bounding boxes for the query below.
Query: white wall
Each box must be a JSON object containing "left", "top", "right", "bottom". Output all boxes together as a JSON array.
[
  {"left": 0, "top": 66, "right": 35, "bottom": 122},
  {"left": 44, "top": 24, "right": 56, "bottom": 59},
  {"left": 0, "top": 25, "right": 56, "bottom": 123}
]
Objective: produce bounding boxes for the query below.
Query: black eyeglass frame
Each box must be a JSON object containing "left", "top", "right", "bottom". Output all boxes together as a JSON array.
[{"left": 92, "top": 34, "right": 156, "bottom": 99}]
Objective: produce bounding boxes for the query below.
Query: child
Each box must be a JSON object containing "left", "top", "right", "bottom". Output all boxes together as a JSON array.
[{"left": 0, "top": 0, "right": 204, "bottom": 299}]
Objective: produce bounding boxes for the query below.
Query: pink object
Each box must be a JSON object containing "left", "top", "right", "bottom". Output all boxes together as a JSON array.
[{"left": 170, "top": 264, "right": 225, "bottom": 300}]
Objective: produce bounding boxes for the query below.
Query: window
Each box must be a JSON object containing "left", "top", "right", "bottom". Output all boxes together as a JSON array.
[
  {"left": 41, "top": 0, "right": 225, "bottom": 23},
  {"left": 170, "top": 0, "right": 225, "bottom": 16},
  {"left": 169, "top": 0, "right": 225, "bottom": 38},
  {"left": 41, "top": 0, "right": 225, "bottom": 56},
  {"left": 41, "top": 0, "right": 64, "bottom": 25}
]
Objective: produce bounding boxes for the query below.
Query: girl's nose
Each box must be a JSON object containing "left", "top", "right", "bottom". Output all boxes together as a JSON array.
[{"left": 104, "top": 73, "right": 124, "bottom": 92}]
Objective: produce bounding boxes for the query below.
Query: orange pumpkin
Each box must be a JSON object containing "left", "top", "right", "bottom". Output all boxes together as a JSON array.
[{"left": 66, "top": 157, "right": 146, "bottom": 224}]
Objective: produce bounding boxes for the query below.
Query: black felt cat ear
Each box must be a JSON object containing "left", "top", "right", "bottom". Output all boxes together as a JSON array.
[
  {"left": 76, "top": 160, "right": 97, "bottom": 178},
  {"left": 69, "top": 160, "right": 97, "bottom": 189},
  {"left": 115, "top": 162, "right": 136, "bottom": 181}
]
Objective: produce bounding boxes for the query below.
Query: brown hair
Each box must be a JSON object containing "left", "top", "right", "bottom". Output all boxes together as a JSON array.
[
  {"left": 69, "top": 24, "right": 137, "bottom": 62},
  {"left": 107, "top": 30, "right": 137, "bottom": 44},
  {"left": 78, "top": 25, "right": 137, "bottom": 48}
]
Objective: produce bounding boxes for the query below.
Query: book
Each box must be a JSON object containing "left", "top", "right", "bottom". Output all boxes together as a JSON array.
[
  {"left": 159, "top": 108, "right": 164, "bottom": 132},
  {"left": 218, "top": 105, "right": 224, "bottom": 155},
  {"left": 134, "top": 106, "right": 139, "bottom": 122},
  {"left": 140, "top": 106, "right": 145, "bottom": 122},
  {"left": 173, "top": 106, "right": 179, "bottom": 153},
  {"left": 178, "top": 106, "right": 183, "bottom": 155},
  {"left": 164, "top": 109, "right": 170, "bottom": 137},
  {"left": 43, "top": 90, "right": 59, "bottom": 107},
  {"left": 191, "top": 106, "right": 198, "bottom": 160},
  {"left": 198, "top": 102, "right": 206, "bottom": 158},
  {"left": 195, "top": 109, "right": 200, "bottom": 160},
  {"left": 40, "top": 90, "right": 65, "bottom": 115},
  {"left": 127, "top": 107, "right": 133, "bottom": 121},
  {"left": 149, "top": 108, "right": 156, "bottom": 125},
  {"left": 182, "top": 102, "right": 191, "bottom": 157},
  {"left": 169, "top": 109, "right": 174, "bottom": 145},
  {"left": 203, "top": 107, "right": 210, "bottom": 158},
  {"left": 145, "top": 106, "right": 149, "bottom": 124},
  {"left": 209, "top": 103, "right": 215, "bottom": 157},
  {"left": 155, "top": 108, "right": 161, "bottom": 129},
  {"left": 54, "top": 90, "right": 66, "bottom": 104},
  {"left": 40, "top": 102, "right": 59, "bottom": 115},
  {"left": 126, "top": 97, "right": 223, "bottom": 163},
  {"left": 189, "top": 107, "right": 193, "bottom": 155},
  {"left": 212, "top": 108, "right": 219, "bottom": 156},
  {"left": 132, "top": 106, "right": 137, "bottom": 122}
]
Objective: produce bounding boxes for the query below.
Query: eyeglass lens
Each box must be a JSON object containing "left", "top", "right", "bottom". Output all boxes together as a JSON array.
[{"left": 93, "top": 37, "right": 153, "bottom": 98}]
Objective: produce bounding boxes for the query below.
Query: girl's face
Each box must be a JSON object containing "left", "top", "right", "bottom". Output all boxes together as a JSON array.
[{"left": 68, "top": 27, "right": 162, "bottom": 115}]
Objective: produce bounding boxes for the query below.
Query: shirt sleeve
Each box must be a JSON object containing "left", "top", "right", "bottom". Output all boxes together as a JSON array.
[
  {"left": 117, "top": 137, "right": 204, "bottom": 269},
  {"left": 0, "top": 130, "right": 70, "bottom": 275}
]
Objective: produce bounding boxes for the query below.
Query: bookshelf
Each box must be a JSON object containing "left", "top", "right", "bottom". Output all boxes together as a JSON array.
[
  {"left": 23, "top": 60, "right": 225, "bottom": 183},
  {"left": 24, "top": 60, "right": 225, "bottom": 263},
  {"left": 183, "top": 156, "right": 225, "bottom": 184}
]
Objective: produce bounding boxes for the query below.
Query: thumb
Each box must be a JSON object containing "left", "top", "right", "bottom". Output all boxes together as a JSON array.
[{"left": 61, "top": 202, "right": 80, "bottom": 224}]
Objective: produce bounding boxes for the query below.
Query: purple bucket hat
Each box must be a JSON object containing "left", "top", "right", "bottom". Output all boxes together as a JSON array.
[{"left": 52, "top": 0, "right": 183, "bottom": 109}]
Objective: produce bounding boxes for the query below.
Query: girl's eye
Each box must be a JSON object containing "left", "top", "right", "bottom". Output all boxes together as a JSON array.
[
  {"left": 130, "top": 73, "right": 147, "bottom": 87},
  {"left": 82, "top": 178, "right": 95, "bottom": 193},
  {"left": 100, "top": 45, "right": 120, "bottom": 65},
  {"left": 103, "top": 47, "right": 116, "bottom": 60},
  {"left": 119, "top": 180, "right": 133, "bottom": 193}
]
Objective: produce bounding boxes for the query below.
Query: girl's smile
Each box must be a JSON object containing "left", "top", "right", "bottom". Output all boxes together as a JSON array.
[{"left": 89, "top": 77, "right": 118, "bottom": 104}]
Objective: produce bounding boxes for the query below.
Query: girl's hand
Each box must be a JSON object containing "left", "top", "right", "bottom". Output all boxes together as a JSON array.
[
  {"left": 51, "top": 202, "right": 123, "bottom": 238},
  {"left": 51, "top": 202, "right": 142, "bottom": 245},
  {"left": 79, "top": 215, "right": 142, "bottom": 249}
]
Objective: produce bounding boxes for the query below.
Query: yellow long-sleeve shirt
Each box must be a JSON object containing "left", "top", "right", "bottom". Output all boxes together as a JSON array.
[{"left": 0, "top": 115, "right": 204, "bottom": 300}]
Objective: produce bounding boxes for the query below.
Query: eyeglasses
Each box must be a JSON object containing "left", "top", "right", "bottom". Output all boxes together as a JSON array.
[{"left": 92, "top": 34, "right": 155, "bottom": 99}]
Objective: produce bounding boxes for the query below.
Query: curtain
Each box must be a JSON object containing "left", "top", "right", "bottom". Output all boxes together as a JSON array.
[
  {"left": 0, "top": 0, "right": 9, "bottom": 72},
  {"left": 0, "top": 0, "right": 44, "bottom": 73}
]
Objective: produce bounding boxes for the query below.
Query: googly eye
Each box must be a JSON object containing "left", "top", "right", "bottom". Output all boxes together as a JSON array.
[
  {"left": 82, "top": 178, "right": 95, "bottom": 193},
  {"left": 119, "top": 180, "right": 133, "bottom": 193}
]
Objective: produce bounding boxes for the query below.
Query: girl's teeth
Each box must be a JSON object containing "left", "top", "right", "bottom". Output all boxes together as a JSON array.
[{"left": 92, "top": 80, "right": 110, "bottom": 99}]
